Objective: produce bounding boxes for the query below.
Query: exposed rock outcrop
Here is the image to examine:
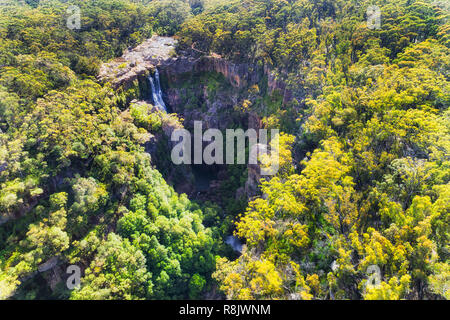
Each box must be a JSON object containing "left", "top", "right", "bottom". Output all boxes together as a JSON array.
[
  {"left": 98, "top": 36, "right": 295, "bottom": 107},
  {"left": 98, "top": 36, "right": 177, "bottom": 89},
  {"left": 37, "top": 256, "right": 60, "bottom": 273},
  {"left": 159, "top": 55, "right": 294, "bottom": 105},
  {"left": 98, "top": 36, "right": 297, "bottom": 200}
]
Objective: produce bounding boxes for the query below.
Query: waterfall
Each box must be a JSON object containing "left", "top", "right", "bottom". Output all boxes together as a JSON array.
[
  {"left": 148, "top": 68, "right": 167, "bottom": 112},
  {"left": 225, "top": 235, "right": 243, "bottom": 253}
]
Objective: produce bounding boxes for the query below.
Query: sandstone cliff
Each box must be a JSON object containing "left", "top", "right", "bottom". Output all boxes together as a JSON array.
[
  {"left": 98, "top": 36, "right": 294, "bottom": 107},
  {"left": 98, "top": 36, "right": 296, "bottom": 200}
]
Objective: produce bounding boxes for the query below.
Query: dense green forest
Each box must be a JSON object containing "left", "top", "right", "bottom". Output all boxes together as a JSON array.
[{"left": 0, "top": 0, "right": 448, "bottom": 300}]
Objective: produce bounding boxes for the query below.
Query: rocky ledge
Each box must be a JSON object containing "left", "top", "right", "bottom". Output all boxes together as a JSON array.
[
  {"left": 98, "top": 36, "right": 177, "bottom": 89},
  {"left": 98, "top": 36, "right": 295, "bottom": 104},
  {"left": 97, "top": 36, "right": 296, "bottom": 200}
]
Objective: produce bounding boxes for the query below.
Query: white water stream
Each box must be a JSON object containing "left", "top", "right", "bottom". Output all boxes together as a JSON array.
[{"left": 148, "top": 68, "right": 167, "bottom": 112}]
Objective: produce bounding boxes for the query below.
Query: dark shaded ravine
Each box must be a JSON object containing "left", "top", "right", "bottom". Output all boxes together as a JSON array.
[
  {"left": 101, "top": 36, "right": 287, "bottom": 254},
  {"left": 147, "top": 66, "right": 243, "bottom": 253}
]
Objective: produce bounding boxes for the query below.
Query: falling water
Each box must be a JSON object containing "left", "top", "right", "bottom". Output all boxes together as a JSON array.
[
  {"left": 148, "top": 68, "right": 167, "bottom": 112},
  {"left": 225, "top": 235, "right": 243, "bottom": 253}
]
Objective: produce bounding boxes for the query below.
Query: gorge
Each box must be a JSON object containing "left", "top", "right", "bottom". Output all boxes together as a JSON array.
[
  {"left": 98, "top": 35, "right": 279, "bottom": 256},
  {"left": 98, "top": 36, "right": 285, "bottom": 202},
  {"left": 1, "top": 0, "right": 447, "bottom": 301}
]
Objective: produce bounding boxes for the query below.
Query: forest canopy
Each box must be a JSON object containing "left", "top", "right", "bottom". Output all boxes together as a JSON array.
[{"left": 0, "top": 0, "right": 448, "bottom": 300}]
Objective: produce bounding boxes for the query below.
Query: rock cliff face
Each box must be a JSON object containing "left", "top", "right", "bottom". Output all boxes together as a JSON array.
[
  {"left": 98, "top": 36, "right": 295, "bottom": 200},
  {"left": 159, "top": 55, "right": 293, "bottom": 106},
  {"left": 98, "top": 36, "right": 294, "bottom": 110},
  {"left": 160, "top": 56, "right": 261, "bottom": 88}
]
